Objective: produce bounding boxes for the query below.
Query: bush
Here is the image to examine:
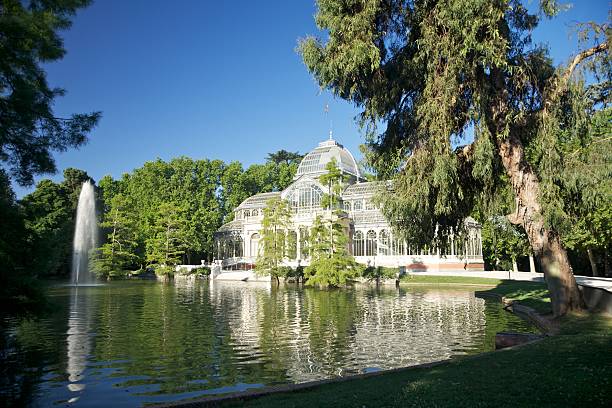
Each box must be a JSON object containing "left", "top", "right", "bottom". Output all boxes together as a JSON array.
[
  {"left": 286, "top": 265, "right": 305, "bottom": 280},
  {"left": 190, "top": 266, "right": 211, "bottom": 276},
  {"left": 362, "top": 266, "right": 398, "bottom": 281},
  {"left": 304, "top": 257, "right": 363, "bottom": 287},
  {"left": 153, "top": 265, "right": 174, "bottom": 277}
]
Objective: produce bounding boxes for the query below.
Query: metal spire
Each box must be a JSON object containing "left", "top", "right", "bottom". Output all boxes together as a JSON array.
[{"left": 325, "top": 102, "right": 333, "bottom": 140}]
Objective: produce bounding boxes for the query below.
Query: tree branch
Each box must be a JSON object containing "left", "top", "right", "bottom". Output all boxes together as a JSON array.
[{"left": 562, "top": 42, "right": 608, "bottom": 85}]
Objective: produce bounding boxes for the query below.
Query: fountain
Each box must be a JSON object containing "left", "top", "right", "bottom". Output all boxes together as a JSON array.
[{"left": 71, "top": 180, "right": 98, "bottom": 285}]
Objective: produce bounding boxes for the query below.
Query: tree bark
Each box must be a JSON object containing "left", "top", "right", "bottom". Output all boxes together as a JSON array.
[
  {"left": 499, "top": 136, "right": 583, "bottom": 316},
  {"left": 587, "top": 248, "right": 598, "bottom": 277}
]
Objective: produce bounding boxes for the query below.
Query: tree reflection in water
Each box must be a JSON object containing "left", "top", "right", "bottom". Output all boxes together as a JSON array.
[{"left": 1, "top": 281, "right": 534, "bottom": 406}]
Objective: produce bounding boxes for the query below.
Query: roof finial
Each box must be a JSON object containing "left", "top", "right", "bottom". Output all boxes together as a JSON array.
[{"left": 324, "top": 102, "right": 333, "bottom": 141}]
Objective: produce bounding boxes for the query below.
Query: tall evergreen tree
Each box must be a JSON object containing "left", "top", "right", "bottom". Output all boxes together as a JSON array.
[
  {"left": 299, "top": 0, "right": 609, "bottom": 315},
  {"left": 305, "top": 159, "right": 361, "bottom": 287}
]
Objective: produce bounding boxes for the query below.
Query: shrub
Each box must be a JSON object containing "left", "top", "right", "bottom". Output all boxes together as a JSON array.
[
  {"left": 190, "top": 266, "right": 211, "bottom": 276},
  {"left": 153, "top": 265, "right": 174, "bottom": 277},
  {"left": 362, "top": 266, "right": 398, "bottom": 281},
  {"left": 304, "top": 257, "right": 363, "bottom": 287}
]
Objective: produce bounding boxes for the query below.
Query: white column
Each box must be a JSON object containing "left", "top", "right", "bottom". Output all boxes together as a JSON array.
[{"left": 529, "top": 255, "right": 536, "bottom": 273}]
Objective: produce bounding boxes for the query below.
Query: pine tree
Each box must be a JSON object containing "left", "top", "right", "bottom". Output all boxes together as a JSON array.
[{"left": 305, "top": 159, "right": 361, "bottom": 287}]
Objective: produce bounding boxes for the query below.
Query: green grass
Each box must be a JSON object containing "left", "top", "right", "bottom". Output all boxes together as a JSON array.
[
  {"left": 399, "top": 274, "right": 503, "bottom": 286},
  {"left": 397, "top": 276, "right": 551, "bottom": 314},
  {"left": 480, "top": 280, "right": 551, "bottom": 314},
  {"left": 213, "top": 315, "right": 611, "bottom": 408}
]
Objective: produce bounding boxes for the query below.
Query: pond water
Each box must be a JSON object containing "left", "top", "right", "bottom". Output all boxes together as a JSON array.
[{"left": 1, "top": 280, "right": 534, "bottom": 407}]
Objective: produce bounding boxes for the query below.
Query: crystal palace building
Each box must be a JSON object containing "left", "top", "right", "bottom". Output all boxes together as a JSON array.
[{"left": 214, "top": 137, "right": 484, "bottom": 272}]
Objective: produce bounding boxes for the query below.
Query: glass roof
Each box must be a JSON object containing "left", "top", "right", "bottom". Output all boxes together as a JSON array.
[
  {"left": 217, "top": 219, "right": 243, "bottom": 233},
  {"left": 237, "top": 192, "right": 281, "bottom": 209},
  {"left": 295, "top": 139, "right": 360, "bottom": 179},
  {"left": 343, "top": 181, "right": 384, "bottom": 197}
]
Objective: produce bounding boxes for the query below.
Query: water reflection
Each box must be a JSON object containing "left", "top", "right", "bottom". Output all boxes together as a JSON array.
[
  {"left": 1, "top": 281, "right": 534, "bottom": 407},
  {"left": 66, "top": 287, "right": 95, "bottom": 399},
  {"left": 209, "top": 283, "right": 489, "bottom": 383}
]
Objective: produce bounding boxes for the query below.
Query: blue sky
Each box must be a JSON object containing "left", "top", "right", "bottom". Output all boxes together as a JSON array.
[{"left": 13, "top": 0, "right": 610, "bottom": 197}]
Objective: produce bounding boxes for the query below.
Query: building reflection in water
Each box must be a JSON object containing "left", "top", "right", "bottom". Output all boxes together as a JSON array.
[
  {"left": 66, "top": 287, "right": 94, "bottom": 402},
  {"left": 206, "top": 282, "right": 488, "bottom": 384}
]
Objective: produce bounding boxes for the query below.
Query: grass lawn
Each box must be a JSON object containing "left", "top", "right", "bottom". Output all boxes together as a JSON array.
[
  {"left": 399, "top": 274, "right": 504, "bottom": 286},
  {"left": 183, "top": 280, "right": 609, "bottom": 408},
  {"left": 480, "top": 280, "right": 552, "bottom": 314},
  {"left": 397, "top": 275, "right": 552, "bottom": 314}
]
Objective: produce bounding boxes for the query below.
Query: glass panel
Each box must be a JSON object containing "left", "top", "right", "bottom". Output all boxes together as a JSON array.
[
  {"left": 379, "top": 230, "right": 389, "bottom": 256},
  {"left": 366, "top": 230, "right": 377, "bottom": 256},
  {"left": 353, "top": 231, "right": 364, "bottom": 256}
]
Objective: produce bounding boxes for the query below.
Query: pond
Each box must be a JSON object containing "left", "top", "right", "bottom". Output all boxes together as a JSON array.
[{"left": 1, "top": 280, "right": 534, "bottom": 407}]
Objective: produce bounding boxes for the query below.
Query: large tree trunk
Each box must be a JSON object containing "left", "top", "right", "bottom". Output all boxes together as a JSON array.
[{"left": 499, "top": 136, "right": 583, "bottom": 317}]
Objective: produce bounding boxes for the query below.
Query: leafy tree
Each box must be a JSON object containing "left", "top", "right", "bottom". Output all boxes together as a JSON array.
[
  {"left": 146, "top": 202, "right": 189, "bottom": 274},
  {"left": 19, "top": 169, "right": 92, "bottom": 278},
  {"left": 305, "top": 159, "right": 361, "bottom": 287},
  {"left": 299, "top": 0, "right": 609, "bottom": 315},
  {"left": 0, "top": 169, "right": 43, "bottom": 309},
  {"left": 0, "top": 0, "right": 100, "bottom": 186},
  {"left": 560, "top": 108, "right": 612, "bottom": 276},
  {"left": 266, "top": 150, "right": 303, "bottom": 165},
  {"left": 274, "top": 161, "right": 299, "bottom": 191},
  {"left": 91, "top": 194, "right": 140, "bottom": 279},
  {"left": 256, "top": 196, "right": 292, "bottom": 283},
  {"left": 482, "top": 216, "right": 531, "bottom": 272}
]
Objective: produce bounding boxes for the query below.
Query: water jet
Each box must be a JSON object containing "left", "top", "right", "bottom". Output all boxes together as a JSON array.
[{"left": 71, "top": 180, "right": 98, "bottom": 285}]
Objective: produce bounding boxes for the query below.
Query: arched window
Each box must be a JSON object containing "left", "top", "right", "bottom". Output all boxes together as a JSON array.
[
  {"left": 251, "top": 209, "right": 258, "bottom": 217},
  {"left": 366, "top": 230, "right": 377, "bottom": 256},
  {"left": 379, "top": 230, "right": 389, "bottom": 256},
  {"left": 287, "top": 230, "right": 298, "bottom": 260},
  {"left": 299, "top": 227, "right": 309, "bottom": 258},
  {"left": 250, "top": 233, "right": 260, "bottom": 257},
  {"left": 286, "top": 183, "right": 323, "bottom": 214},
  {"left": 353, "top": 200, "right": 363, "bottom": 211},
  {"left": 365, "top": 200, "right": 374, "bottom": 210},
  {"left": 244, "top": 210, "right": 250, "bottom": 217},
  {"left": 353, "top": 231, "right": 364, "bottom": 256},
  {"left": 393, "top": 235, "right": 405, "bottom": 256},
  {"left": 343, "top": 201, "right": 351, "bottom": 212}
]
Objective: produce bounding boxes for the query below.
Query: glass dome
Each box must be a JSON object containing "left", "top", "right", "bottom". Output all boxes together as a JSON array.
[{"left": 295, "top": 138, "right": 361, "bottom": 179}]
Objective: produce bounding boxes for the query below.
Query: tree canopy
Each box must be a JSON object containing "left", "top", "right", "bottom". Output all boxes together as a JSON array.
[
  {"left": 299, "top": 0, "right": 610, "bottom": 315},
  {"left": 0, "top": 0, "right": 100, "bottom": 186}
]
